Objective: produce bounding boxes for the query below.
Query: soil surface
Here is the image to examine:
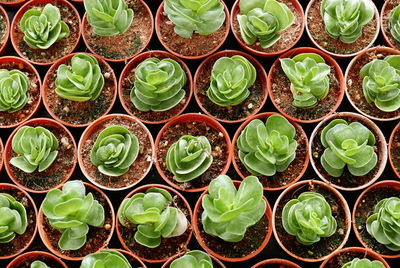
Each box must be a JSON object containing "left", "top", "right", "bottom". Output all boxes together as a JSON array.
[
  {"left": 382, "top": 0, "right": 400, "bottom": 50},
  {"left": 11, "top": 255, "right": 64, "bottom": 268},
  {"left": 390, "top": 126, "right": 400, "bottom": 176},
  {"left": 323, "top": 251, "right": 383, "bottom": 268}
]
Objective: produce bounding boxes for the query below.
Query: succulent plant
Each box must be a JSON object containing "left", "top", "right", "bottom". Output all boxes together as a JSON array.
[
  {"left": 237, "top": 0, "right": 294, "bottom": 48},
  {"left": 19, "top": 4, "right": 70, "bottom": 49},
  {"left": 166, "top": 135, "right": 213, "bottom": 183},
  {"left": 360, "top": 55, "right": 400, "bottom": 112},
  {"left": 90, "top": 125, "right": 139, "bottom": 177},
  {"left": 81, "top": 249, "right": 131, "bottom": 268},
  {"left": 0, "top": 193, "right": 27, "bottom": 243},
  {"left": 30, "top": 261, "right": 50, "bottom": 268},
  {"left": 207, "top": 55, "right": 256, "bottom": 106},
  {"left": 0, "top": 69, "right": 30, "bottom": 113},
  {"left": 282, "top": 192, "right": 337, "bottom": 245},
  {"left": 201, "top": 175, "right": 266, "bottom": 242},
  {"left": 280, "top": 53, "right": 330, "bottom": 108},
  {"left": 320, "top": 119, "right": 377, "bottom": 177},
  {"left": 55, "top": 54, "right": 105, "bottom": 102},
  {"left": 366, "top": 197, "right": 400, "bottom": 251},
  {"left": 341, "top": 258, "right": 385, "bottom": 268},
  {"left": 237, "top": 114, "right": 297, "bottom": 176},
  {"left": 390, "top": 4, "right": 400, "bottom": 44},
  {"left": 84, "top": 0, "right": 134, "bottom": 37},
  {"left": 164, "top": 0, "right": 226, "bottom": 38},
  {"left": 320, "top": 0, "right": 375, "bottom": 43},
  {"left": 170, "top": 250, "right": 213, "bottom": 268},
  {"left": 130, "top": 58, "right": 187, "bottom": 112},
  {"left": 118, "top": 187, "right": 188, "bottom": 248},
  {"left": 10, "top": 126, "right": 59, "bottom": 173}
]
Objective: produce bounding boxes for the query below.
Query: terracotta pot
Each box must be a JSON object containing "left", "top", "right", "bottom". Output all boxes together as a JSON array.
[
  {"left": 0, "top": 183, "right": 37, "bottom": 260},
  {"left": 389, "top": 122, "right": 400, "bottom": 178},
  {"left": 4, "top": 117, "right": 77, "bottom": 193},
  {"left": 38, "top": 181, "right": 115, "bottom": 261},
  {"left": 193, "top": 50, "right": 268, "bottom": 124},
  {"left": 0, "top": 56, "right": 42, "bottom": 129},
  {"left": 381, "top": 0, "right": 400, "bottom": 50},
  {"left": 11, "top": 0, "right": 81, "bottom": 66},
  {"left": 192, "top": 180, "right": 273, "bottom": 262},
  {"left": 272, "top": 180, "right": 351, "bottom": 262},
  {"left": 305, "top": 0, "right": 379, "bottom": 58},
  {"left": 0, "top": 6, "right": 9, "bottom": 55},
  {"left": 252, "top": 259, "right": 301, "bottom": 268},
  {"left": 309, "top": 112, "right": 387, "bottom": 191},
  {"left": 78, "top": 113, "right": 155, "bottom": 191},
  {"left": 0, "top": 138, "right": 3, "bottom": 174},
  {"left": 116, "top": 184, "right": 193, "bottom": 263},
  {"left": 353, "top": 180, "right": 400, "bottom": 259},
  {"left": 0, "top": 0, "right": 27, "bottom": 6},
  {"left": 155, "top": 113, "right": 232, "bottom": 192},
  {"left": 161, "top": 250, "right": 226, "bottom": 268},
  {"left": 320, "top": 247, "right": 390, "bottom": 268},
  {"left": 42, "top": 52, "right": 118, "bottom": 127},
  {"left": 232, "top": 112, "right": 309, "bottom": 191},
  {"left": 119, "top": 50, "right": 193, "bottom": 124},
  {"left": 267, "top": 47, "right": 345, "bottom": 124},
  {"left": 231, "top": 0, "right": 305, "bottom": 57},
  {"left": 155, "top": 1, "right": 230, "bottom": 60},
  {"left": 6, "top": 251, "right": 68, "bottom": 268},
  {"left": 345, "top": 46, "right": 400, "bottom": 121}
]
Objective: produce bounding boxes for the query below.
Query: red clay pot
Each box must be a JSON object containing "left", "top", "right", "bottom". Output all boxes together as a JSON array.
[
  {"left": 320, "top": 247, "right": 390, "bottom": 268},
  {"left": 42, "top": 52, "right": 118, "bottom": 127},
  {"left": 252, "top": 259, "right": 301, "bottom": 268},
  {"left": 155, "top": 113, "right": 232, "bottom": 192},
  {"left": 0, "top": 6, "right": 9, "bottom": 55},
  {"left": 232, "top": 112, "right": 309, "bottom": 191},
  {"left": 0, "top": 138, "right": 3, "bottom": 174},
  {"left": 193, "top": 50, "right": 268, "bottom": 124},
  {"left": 161, "top": 250, "right": 226, "bottom": 268},
  {"left": 0, "top": 0, "right": 27, "bottom": 6},
  {"left": 6, "top": 251, "right": 68, "bottom": 268},
  {"left": 389, "top": 122, "right": 400, "bottom": 178},
  {"left": 267, "top": 47, "right": 345, "bottom": 123},
  {"left": 119, "top": 50, "right": 193, "bottom": 124},
  {"left": 116, "top": 183, "right": 193, "bottom": 263}
]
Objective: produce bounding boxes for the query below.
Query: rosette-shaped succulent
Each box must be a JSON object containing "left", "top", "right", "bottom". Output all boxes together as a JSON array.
[
  {"left": 280, "top": 53, "right": 330, "bottom": 108},
  {"left": 237, "top": 0, "right": 294, "bottom": 48},
  {"left": 390, "top": 4, "right": 400, "bottom": 44},
  {"left": 31, "top": 261, "right": 50, "bottom": 268},
  {"left": 118, "top": 187, "right": 188, "bottom": 248},
  {"left": 282, "top": 192, "right": 337, "bottom": 245},
  {"left": 81, "top": 249, "right": 131, "bottom": 268},
  {"left": 166, "top": 135, "right": 213, "bottom": 182},
  {"left": 55, "top": 54, "right": 105, "bottom": 102},
  {"left": 201, "top": 175, "right": 266, "bottom": 242},
  {"left": 237, "top": 114, "right": 297, "bottom": 176},
  {"left": 0, "top": 69, "right": 29, "bottom": 113},
  {"left": 0, "top": 193, "right": 27, "bottom": 243},
  {"left": 366, "top": 197, "right": 400, "bottom": 251},
  {"left": 10, "top": 126, "right": 59, "bottom": 173},
  {"left": 360, "top": 55, "right": 400, "bottom": 112},
  {"left": 320, "top": 119, "right": 377, "bottom": 177},
  {"left": 42, "top": 180, "right": 105, "bottom": 250},
  {"left": 130, "top": 58, "right": 187, "bottom": 112},
  {"left": 170, "top": 250, "right": 213, "bottom": 268},
  {"left": 90, "top": 125, "right": 139, "bottom": 177},
  {"left": 164, "top": 0, "right": 226, "bottom": 38},
  {"left": 320, "top": 0, "right": 375, "bottom": 43},
  {"left": 207, "top": 55, "right": 256, "bottom": 106},
  {"left": 342, "top": 258, "right": 385, "bottom": 268},
  {"left": 84, "top": 0, "right": 134, "bottom": 37},
  {"left": 19, "top": 4, "right": 70, "bottom": 49}
]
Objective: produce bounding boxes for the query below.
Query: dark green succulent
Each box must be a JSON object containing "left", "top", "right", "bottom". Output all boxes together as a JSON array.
[{"left": 0, "top": 69, "right": 29, "bottom": 113}]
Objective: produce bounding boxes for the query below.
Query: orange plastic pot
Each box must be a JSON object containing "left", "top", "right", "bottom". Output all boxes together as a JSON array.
[
  {"left": 252, "top": 259, "right": 301, "bottom": 268},
  {"left": 0, "top": 0, "right": 27, "bottom": 6},
  {"left": 6, "top": 251, "right": 68, "bottom": 268},
  {"left": 0, "top": 6, "right": 9, "bottom": 55},
  {"left": 161, "top": 250, "right": 226, "bottom": 268},
  {"left": 320, "top": 247, "right": 390, "bottom": 268},
  {"left": 0, "top": 138, "right": 3, "bottom": 174},
  {"left": 389, "top": 122, "right": 400, "bottom": 178}
]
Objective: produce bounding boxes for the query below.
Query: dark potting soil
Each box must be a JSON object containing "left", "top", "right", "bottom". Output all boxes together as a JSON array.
[
  {"left": 322, "top": 250, "right": 383, "bottom": 268},
  {"left": 382, "top": 0, "right": 400, "bottom": 50},
  {"left": 391, "top": 126, "right": 400, "bottom": 176},
  {"left": 12, "top": 255, "right": 65, "bottom": 268}
]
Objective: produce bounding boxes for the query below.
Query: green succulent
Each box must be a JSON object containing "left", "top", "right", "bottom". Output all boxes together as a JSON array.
[
  {"left": 366, "top": 197, "right": 400, "bottom": 251},
  {"left": 237, "top": 114, "right": 297, "bottom": 176},
  {"left": 81, "top": 249, "right": 131, "bottom": 268},
  {"left": 280, "top": 53, "right": 330, "bottom": 108},
  {"left": 42, "top": 180, "right": 105, "bottom": 251},
  {"left": 201, "top": 175, "right": 266, "bottom": 242},
  {"left": 90, "top": 125, "right": 139, "bottom": 177},
  {"left": 166, "top": 135, "right": 213, "bottom": 182},
  {"left": 55, "top": 54, "right": 105, "bottom": 102},
  {"left": 360, "top": 55, "right": 400, "bottom": 112},
  {"left": 164, "top": 0, "right": 226, "bottom": 38},
  {"left": 19, "top": 3, "right": 70, "bottom": 49},
  {"left": 0, "top": 69, "right": 29, "bottom": 113},
  {"left": 320, "top": 0, "right": 375, "bottom": 43},
  {"left": 30, "top": 261, "right": 50, "bottom": 268},
  {"left": 320, "top": 119, "right": 377, "bottom": 177},
  {"left": 170, "top": 250, "right": 213, "bottom": 268},
  {"left": 237, "top": 0, "right": 294, "bottom": 48},
  {"left": 282, "top": 192, "right": 337, "bottom": 245},
  {"left": 118, "top": 187, "right": 188, "bottom": 248},
  {"left": 207, "top": 55, "right": 256, "bottom": 106},
  {"left": 0, "top": 193, "right": 27, "bottom": 243},
  {"left": 10, "top": 126, "right": 59, "bottom": 173},
  {"left": 130, "top": 58, "right": 187, "bottom": 112},
  {"left": 390, "top": 4, "right": 400, "bottom": 44},
  {"left": 342, "top": 258, "right": 385, "bottom": 268}
]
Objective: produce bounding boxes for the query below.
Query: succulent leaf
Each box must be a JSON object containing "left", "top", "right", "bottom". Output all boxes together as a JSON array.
[
  {"left": 341, "top": 258, "right": 385, "bottom": 268},
  {"left": 0, "top": 193, "right": 28, "bottom": 243},
  {"left": 170, "top": 250, "right": 213, "bottom": 268},
  {"left": 390, "top": 4, "right": 400, "bottom": 44},
  {"left": 0, "top": 69, "right": 29, "bottom": 113},
  {"left": 81, "top": 249, "right": 132, "bottom": 268},
  {"left": 30, "top": 261, "right": 50, "bottom": 268}
]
